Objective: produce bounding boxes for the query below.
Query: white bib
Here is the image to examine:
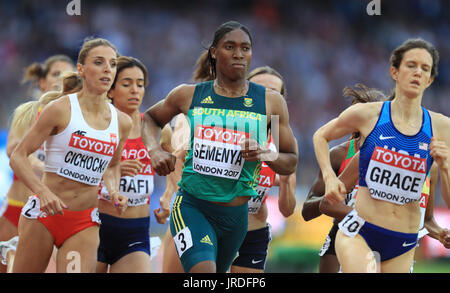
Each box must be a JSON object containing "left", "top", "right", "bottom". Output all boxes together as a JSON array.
[
  {"left": 98, "top": 137, "right": 154, "bottom": 207},
  {"left": 365, "top": 146, "right": 427, "bottom": 205},
  {"left": 99, "top": 170, "right": 154, "bottom": 207},
  {"left": 192, "top": 125, "right": 247, "bottom": 180}
]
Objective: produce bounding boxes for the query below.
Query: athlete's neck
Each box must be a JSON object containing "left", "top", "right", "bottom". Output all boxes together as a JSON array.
[
  {"left": 391, "top": 94, "right": 422, "bottom": 120},
  {"left": 214, "top": 77, "right": 248, "bottom": 97},
  {"left": 77, "top": 88, "right": 109, "bottom": 113},
  {"left": 390, "top": 93, "right": 423, "bottom": 130}
]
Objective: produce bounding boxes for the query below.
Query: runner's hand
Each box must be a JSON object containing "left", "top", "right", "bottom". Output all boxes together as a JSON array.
[
  {"left": 39, "top": 189, "right": 68, "bottom": 216},
  {"left": 324, "top": 175, "right": 346, "bottom": 205},
  {"left": 240, "top": 138, "right": 270, "bottom": 161},
  {"left": 120, "top": 159, "right": 143, "bottom": 177},
  {"left": 111, "top": 191, "right": 128, "bottom": 215},
  {"left": 430, "top": 137, "right": 449, "bottom": 171},
  {"left": 439, "top": 229, "right": 450, "bottom": 249},
  {"left": 154, "top": 196, "right": 171, "bottom": 224},
  {"left": 149, "top": 148, "right": 176, "bottom": 176}
]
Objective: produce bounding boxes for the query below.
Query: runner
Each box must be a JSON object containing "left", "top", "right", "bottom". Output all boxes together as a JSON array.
[
  {"left": 9, "top": 38, "right": 131, "bottom": 273},
  {"left": 313, "top": 38, "right": 450, "bottom": 272},
  {"left": 0, "top": 55, "right": 75, "bottom": 273},
  {"left": 231, "top": 66, "right": 297, "bottom": 273},
  {"left": 96, "top": 56, "right": 168, "bottom": 273},
  {"left": 141, "top": 21, "right": 298, "bottom": 273},
  {"left": 302, "top": 84, "right": 385, "bottom": 273}
]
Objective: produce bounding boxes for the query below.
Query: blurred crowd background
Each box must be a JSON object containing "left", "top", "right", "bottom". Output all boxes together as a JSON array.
[{"left": 0, "top": 0, "right": 449, "bottom": 272}]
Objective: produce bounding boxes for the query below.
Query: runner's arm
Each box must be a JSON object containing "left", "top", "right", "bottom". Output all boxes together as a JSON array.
[
  {"left": 319, "top": 152, "right": 359, "bottom": 222},
  {"left": 261, "top": 91, "right": 298, "bottom": 175},
  {"left": 102, "top": 110, "right": 132, "bottom": 213},
  {"left": 430, "top": 114, "right": 450, "bottom": 208},
  {"left": 277, "top": 138, "right": 298, "bottom": 217},
  {"left": 313, "top": 104, "right": 370, "bottom": 204},
  {"left": 302, "top": 144, "right": 346, "bottom": 221},
  {"left": 142, "top": 85, "right": 193, "bottom": 176},
  {"left": 10, "top": 99, "right": 69, "bottom": 214}
]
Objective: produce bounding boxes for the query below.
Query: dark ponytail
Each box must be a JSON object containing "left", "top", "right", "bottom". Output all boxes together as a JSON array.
[
  {"left": 192, "top": 50, "right": 214, "bottom": 82},
  {"left": 343, "top": 83, "right": 386, "bottom": 106},
  {"left": 343, "top": 83, "right": 387, "bottom": 139}
]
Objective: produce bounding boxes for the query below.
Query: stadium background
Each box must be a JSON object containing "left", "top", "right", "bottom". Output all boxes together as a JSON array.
[{"left": 0, "top": 0, "right": 449, "bottom": 272}]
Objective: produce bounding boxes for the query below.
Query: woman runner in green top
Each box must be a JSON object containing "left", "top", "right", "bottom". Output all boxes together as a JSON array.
[{"left": 141, "top": 21, "right": 298, "bottom": 273}]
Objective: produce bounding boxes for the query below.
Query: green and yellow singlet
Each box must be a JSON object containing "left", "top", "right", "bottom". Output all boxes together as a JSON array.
[{"left": 178, "top": 80, "right": 268, "bottom": 202}]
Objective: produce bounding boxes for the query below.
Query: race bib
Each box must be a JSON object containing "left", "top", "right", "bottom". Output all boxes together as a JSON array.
[
  {"left": 344, "top": 185, "right": 358, "bottom": 209},
  {"left": 192, "top": 125, "right": 248, "bottom": 180},
  {"left": 99, "top": 164, "right": 154, "bottom": 207},
  {"left": 174, "top": 227, "right": 193, "bottom": 257},
  {"left": 104, "top": 139, "right": 155, "bottom": 206},
  {"left": 338, "top": 209, "right": 365, "bottom": 237},
  {"left": 249, "top": 162, "right": 274, "bottom": 214},
  {"left": 365, "top": 146, "right": 427, "bottom": 205},
  {"left": 90, "top": 207, "right": 101, "bottom": 224},
  {"left": 58, "top": 133, "right": 116, "bottom": 186},
  {"left": 248, "top": 188, "right": 267, "bottom": 214},
  {"left": 22, "top": 196, "right": 47, "bottom": 219}
]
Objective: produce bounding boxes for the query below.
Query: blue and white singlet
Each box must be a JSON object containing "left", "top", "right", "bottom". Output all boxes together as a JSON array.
[{"left": 358, "top": 101, "right": 433, "bottom": 205}]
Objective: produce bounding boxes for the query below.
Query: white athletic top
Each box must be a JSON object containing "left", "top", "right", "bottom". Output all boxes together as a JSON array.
[{"left": 44, "top": 93, "right": 119, "bottom": 186}]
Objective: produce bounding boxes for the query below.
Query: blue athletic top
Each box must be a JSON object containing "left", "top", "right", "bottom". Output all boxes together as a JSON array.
[{"left": 359, "top": 101, "right": 433, "bottom": 205}]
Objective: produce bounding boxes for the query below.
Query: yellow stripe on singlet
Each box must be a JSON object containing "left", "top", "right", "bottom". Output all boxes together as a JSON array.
[
  {"left": 171, "top": 196, "right": 181, "bottom": 232},
  {"left": 8, "top": 198, "right": 25, "bottom": 207},
  {"left": 249, "top": 161, "right": 262, "bottom": 189},
  {"left": 172, "top": 195, "right": 185, "bottom": 233},
  {"left": 176, "top": 196, "right": 185, "bottom": 230}
]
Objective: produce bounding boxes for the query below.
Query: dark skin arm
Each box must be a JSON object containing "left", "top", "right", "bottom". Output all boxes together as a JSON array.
[
  {"left": 141, "top": 84, "right": 194, "bottom": 176},
  {"left": 241, "top": 89, "right": 298, "bottom": 175},
  {"left": 301, "top": 142, "right": 346, "bottom": 221}
]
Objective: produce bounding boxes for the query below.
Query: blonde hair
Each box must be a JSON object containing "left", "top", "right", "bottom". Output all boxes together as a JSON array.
[{"left": 10, "top": 71, "right": 82, "bottom": 139}]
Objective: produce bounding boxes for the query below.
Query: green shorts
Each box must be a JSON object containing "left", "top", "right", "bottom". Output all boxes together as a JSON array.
[{"left": 170, "top": 188, "right": 248, "bottom": 273}]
